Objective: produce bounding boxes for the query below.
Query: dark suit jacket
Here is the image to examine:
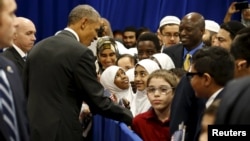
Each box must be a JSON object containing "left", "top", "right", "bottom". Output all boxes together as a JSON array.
[
  {"left": 0, "top": 56, "right": 29, "bottom": 141},
  {"left": 215, "top": 76, "right": 250, "bottom": 124},
  {"left": 1, "top": 47, "right": 25, "bottom": 75},
  {"left": 170, "top": 75, "right": 206, "bottom": 141},
  {"left": 163, "top": 44, "right": 184, "bottom": 68},
  {"left": 194, "top": 89, "right": 224, "bottom": 141},
  {"left": 24, "top": 30, "right": 133, "bottom": 141}
]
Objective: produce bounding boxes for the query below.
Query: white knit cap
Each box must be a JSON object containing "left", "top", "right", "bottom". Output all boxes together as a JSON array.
[
  {"left": 159, "top": 16, "right": 180, "bottom": 28},
  {"left": 205, "top": 20, "right": 220, "bottom": 33}
]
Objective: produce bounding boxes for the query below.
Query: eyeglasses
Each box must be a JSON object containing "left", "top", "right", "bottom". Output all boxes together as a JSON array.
[
  {"left": 161, "top": 33, "right": 179, "bottom": 38},
  {"left": 146, "top": 86, "right": 174, "bottom": 95},
  {"left": 186, "top": 72, "right": 204, "bottom": 80}
]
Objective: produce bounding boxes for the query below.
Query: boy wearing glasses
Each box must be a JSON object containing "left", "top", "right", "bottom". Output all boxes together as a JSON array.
[
  {"left": 187, "top": 47, "right": 235, "bottom": 140},
  {"left": 132, "top": 69, "right": 179, "bottom": 141}
]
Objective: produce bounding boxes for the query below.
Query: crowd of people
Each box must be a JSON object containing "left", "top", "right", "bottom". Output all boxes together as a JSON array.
[{"left": 0, "top": 0, "right": 250, "bottom": 141}]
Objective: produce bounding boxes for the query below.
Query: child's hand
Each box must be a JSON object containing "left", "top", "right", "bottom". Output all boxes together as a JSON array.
[
  {"left": 110, "top": 93, "right": 118, "bottom": 103},
  {"left": 122, "top": 98, "right": 130, "bottom": 109}
]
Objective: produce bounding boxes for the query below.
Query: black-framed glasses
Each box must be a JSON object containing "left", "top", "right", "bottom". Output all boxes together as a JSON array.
[
  {"left": 146, "top": 86, "right": 174, "bottom": 95},
  {"left": 186, "top": 72, "right": 204, "bottom": 80}
]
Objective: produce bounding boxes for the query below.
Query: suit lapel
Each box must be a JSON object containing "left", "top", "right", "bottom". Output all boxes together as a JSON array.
[
  {"left": 176, "top": 45, "right": 184, "bottom": 68},
  {"left": 10, "top": 47, "right": 25, "bottom": 67}
]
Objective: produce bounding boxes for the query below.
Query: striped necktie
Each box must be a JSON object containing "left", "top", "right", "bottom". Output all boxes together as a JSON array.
[
  {"left": 183, "top": 53, "right": 191, "bottom": 71},
  {"left": 0, "top": 70, "right": 19, "bottom": 141}
]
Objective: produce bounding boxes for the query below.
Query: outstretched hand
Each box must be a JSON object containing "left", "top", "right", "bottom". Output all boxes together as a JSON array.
[
  {"left": 79, "top": 102, "right": 91, "bottom": 123},
  {"left": 122, "top": 98, "right": 130, "bottom": 109}
]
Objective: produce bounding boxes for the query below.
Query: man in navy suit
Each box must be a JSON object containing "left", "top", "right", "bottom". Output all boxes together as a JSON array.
[
  {"left": 166, "top": 12, "right": 206, "bottom": 141},
  {"left": 24, "top": 5, "right": 133, "bottom": 141},
  {"left": 163, "top": 12, "right": 205, "bottom": 69},
  {"left": 0, "top": 0, "right": 30, "bottom": 141}
]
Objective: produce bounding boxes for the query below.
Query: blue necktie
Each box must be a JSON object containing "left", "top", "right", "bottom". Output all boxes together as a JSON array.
[{"left": 0, "top": 70, "right": 19, "bottom": 141}]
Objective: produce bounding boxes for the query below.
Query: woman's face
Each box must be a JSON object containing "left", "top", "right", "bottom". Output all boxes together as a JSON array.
[
  {"left": 114, "top": 69, "right": 130, "bottom": 89},
  {"left": 98, "top": 48, "right": 117, "bottom": 69}
]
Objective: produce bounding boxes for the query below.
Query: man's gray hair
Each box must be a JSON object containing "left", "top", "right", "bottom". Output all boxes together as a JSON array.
[{"left": 67, "top": 4, "right": 100, "bottom": 25}]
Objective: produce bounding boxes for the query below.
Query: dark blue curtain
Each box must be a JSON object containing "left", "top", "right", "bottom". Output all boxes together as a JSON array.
[{"left": 16, "top": 0, "right": 247, "bottom": 43}]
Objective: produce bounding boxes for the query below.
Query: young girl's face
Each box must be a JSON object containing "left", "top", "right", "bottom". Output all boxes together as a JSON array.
[
  {"left": 114, "top": 69, "right": 129, "bottom": 90},
  {"left": 146, "top": 77, "right": 174, "bottom": 111},
  {"left": 134, "top": 65, "right": 149, "bottom": 91}
]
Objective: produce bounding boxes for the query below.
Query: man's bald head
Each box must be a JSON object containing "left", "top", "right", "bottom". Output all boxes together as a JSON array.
[
  {"left": 180, "top": 12, "right": 205, "bottom": 50},
  {"left": 182, "top": 12, "right": 205, "bottom": 30},
  {"left": 15, "top": 17, "right": 35, "bottom": 31},
  {"left": 13, "top": 17, "right": 36, "bottom": 53}
]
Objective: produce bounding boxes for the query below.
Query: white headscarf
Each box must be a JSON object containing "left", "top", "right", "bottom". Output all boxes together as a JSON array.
[
  {"left": 136, "top": 59, "right": 160, "bottom": 74},
  {"left": 100, "top": 65, "right": 133, "bottom": 102},
  {"left": 131, "top": 59, "right": 160, "bottom": 116},
  {"left": 152, "top": 53, "right": 175, "bottom": 70},
  {"left": 126, "top": 67, "right": 135, "bottom": 82}
]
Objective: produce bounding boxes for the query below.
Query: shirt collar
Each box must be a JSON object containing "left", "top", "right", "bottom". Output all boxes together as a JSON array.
[
  {"left": 144, "top": 108, "right": 156, "bottom": 119},
  {"left": 144, "top": 108, "right": 170, "bottom": 124},
  {"left": 12, "top": 44, "right": 27, "bottom": 58},
  {"left": 183, "top": 42, "right": 204, "bottom": 59},
  {"left": 64, "top": 27, "right": 80, "bottom": 42},
  {"left": 206, "top": 88, "right": 223, "bottom": 108}
]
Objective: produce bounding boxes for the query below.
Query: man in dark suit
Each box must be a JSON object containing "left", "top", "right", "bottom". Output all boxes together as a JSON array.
[
  {"left": 2, "top": 17, "right": 36, "bottom": 75},
  {"left": 170, "top": 75, "right": 206, "bottom": 141},
  {"left": 0, "top": 0, "right": 30, "bottom": 141},
  {"left": 215, "top": 27, "right": 250, "bottom": 124},
  {"left": 188, "top": 47, "right": 235, "bottom": 140},
  {"left": 163, "top": 12, "right": 205, "bottom": 70},
  {"left": 166, "top": 12, "right": 206, "bottom": 141},
  {"left": 24, "top": 5, "right": 133, "bottom": 141},
  {"left": 215, "top": 76, "right": 250, "bottom": 124}
]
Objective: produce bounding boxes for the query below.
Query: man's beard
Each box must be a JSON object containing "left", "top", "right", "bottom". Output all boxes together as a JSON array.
[{"left": 241, "top": 18, "right": 250, "bottom": 27}]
